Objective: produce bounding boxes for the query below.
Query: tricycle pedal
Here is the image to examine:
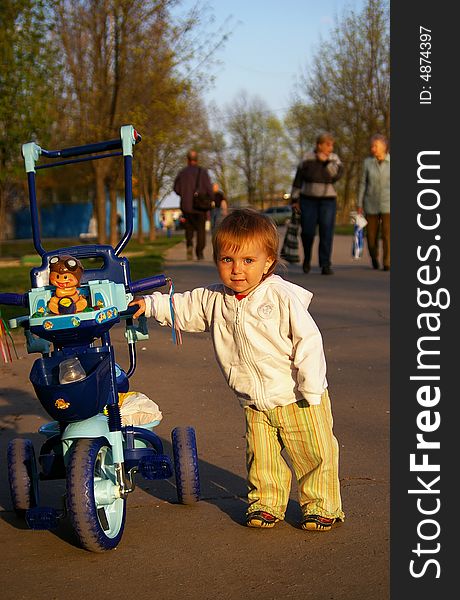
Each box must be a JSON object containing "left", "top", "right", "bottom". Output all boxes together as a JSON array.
[
  {"left": 25, "top": 506, "right": 61, "bottom": 530},
  {"left": 138, "top": 454, "right": 173, "bottom": 480},
  {"left": 39, "top": 453, "right": 66, "bottom": 480}
]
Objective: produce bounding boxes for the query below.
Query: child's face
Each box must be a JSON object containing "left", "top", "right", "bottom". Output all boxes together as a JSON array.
[{"left": 216, "top": 240, "right": 275, "bottom": 295}]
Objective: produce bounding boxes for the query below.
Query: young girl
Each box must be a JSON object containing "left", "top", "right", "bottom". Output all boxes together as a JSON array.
[{"left": 129, "top": 209, "right": 345, "bottom": 531}]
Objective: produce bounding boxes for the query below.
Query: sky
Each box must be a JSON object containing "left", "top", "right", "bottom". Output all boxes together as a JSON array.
[
  {"left": 181, "top": 0, "right": 366, "bottom": 114},
  {"left": 164, "top": 0, "right": 366, "bottom": 207}
]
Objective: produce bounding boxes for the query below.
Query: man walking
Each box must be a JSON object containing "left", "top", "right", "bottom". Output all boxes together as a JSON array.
[{"left": 173, "top": 149, "right": 213, "bottom": 260}]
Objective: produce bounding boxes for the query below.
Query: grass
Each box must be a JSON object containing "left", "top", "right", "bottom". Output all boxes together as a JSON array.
[
  {"left": 0, "top": 235, "right": 181, "bottom": 259},
  {"left": 0, "top": 234, "right": 183, "bottom": 324},
  {"left": 335, "top": 224, "right": 354, "bottom": 235}
]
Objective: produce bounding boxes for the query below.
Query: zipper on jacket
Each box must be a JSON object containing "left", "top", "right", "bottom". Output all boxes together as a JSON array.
[{"left": 233, "top": 297, "right": 265, "bottom": 403}]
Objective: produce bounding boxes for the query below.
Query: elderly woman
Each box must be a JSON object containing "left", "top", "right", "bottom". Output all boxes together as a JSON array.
[{"left": 357, "top": 134, "right": 391, "bottom": 271}]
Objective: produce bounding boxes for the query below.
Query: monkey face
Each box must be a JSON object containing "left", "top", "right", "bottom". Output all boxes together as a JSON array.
[{"left": 49, "top": 255, "right": 83, "bottom": 288}]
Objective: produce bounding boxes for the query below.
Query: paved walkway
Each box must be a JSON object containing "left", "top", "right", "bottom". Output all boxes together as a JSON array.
[{"left": 0, "top": 231, "right": 389, "bottom": 600}]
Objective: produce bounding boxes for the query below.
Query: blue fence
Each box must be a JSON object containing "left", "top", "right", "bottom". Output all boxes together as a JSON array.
[
  {"left": 13, "top": 198, "right": 161, "bottom": 240},
  {"left": 14, "top": 203, "right": 93, "bottom": 239}
]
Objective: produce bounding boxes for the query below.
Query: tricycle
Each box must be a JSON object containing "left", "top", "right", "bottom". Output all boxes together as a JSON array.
[{"left": 0, "top": 125, "right": 200, "bottom": 552}]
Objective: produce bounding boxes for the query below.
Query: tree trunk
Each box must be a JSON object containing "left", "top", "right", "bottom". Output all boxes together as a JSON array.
[
  {"left": 0, "top": 186, "right": 6, "bottom": 254},
  {"left": 148, "top": 206, "right": 156, "bottom": 241},
  {"left": 137, "top": 196, "right": 143, "bottom": 243},
  {"left": 94, "top": 162, "right": 107, "bottom": 245},
  {"left": 338, "top": 172, "right": 353, "bottom": 225},
  {"left": 141, "top": 175, "right": 156, "bottom": 241},
  {"left": 109, "top": 183, "right": 118, "bottom": 247}
]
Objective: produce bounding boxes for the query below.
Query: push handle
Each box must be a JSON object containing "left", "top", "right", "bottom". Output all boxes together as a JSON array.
[
  {"left": 128, "top": 274, "right": 168, "bottom": 295},
  {"left": 22, "top": 125, "right": 141, "bottom": 258},
  {"left": 119, "top": 304, "right": 138, "bottom": 318},
  {"left": 0, "top": 293, "right": 29, "bottom": 307},
  {"left": 47, "top": 244, "right": 113, "bottom": 261},
  {"left": 22, "top": 126, "right": 142, "bottom": 173}
]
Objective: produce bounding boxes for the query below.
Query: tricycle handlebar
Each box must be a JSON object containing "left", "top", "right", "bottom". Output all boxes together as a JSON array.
[
  {"left": 128, "top": 275, "right": 168, "bottom": 295},
  {"left": 0, "top": 293, "right": 29, "bottom": 307},
  {"left": 119, "top": 305, "right": 138, "bottom": 318}
]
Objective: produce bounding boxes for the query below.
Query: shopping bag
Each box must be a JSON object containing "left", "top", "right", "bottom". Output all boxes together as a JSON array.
[
  {"left": 118, "top": 391, "right": 163, "bottom": 426},
  {"left": 350, "top": 212, "right": 367, "bottom": 260},
  {"left": 280, "top": 211, "right": 300, "bottom": 263},
  {"left": 352, "top": 225, "right": 364, "bottom": 259}
]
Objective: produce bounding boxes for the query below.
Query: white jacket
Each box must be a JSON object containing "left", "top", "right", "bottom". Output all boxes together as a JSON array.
[{"left": 143, "top": 274, "right": 327, "bottom": 410}]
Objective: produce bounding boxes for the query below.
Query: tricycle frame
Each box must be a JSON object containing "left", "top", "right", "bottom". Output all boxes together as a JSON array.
[{"left": 1, "top": 126, "right": 200, "bottom": 551}]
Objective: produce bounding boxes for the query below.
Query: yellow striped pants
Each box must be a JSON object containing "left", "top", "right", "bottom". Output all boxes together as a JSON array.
[{"left": 244, "top": 390, "right": 345, "bottom": 521}]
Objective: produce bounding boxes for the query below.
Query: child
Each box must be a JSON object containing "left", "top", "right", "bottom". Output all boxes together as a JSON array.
[{"left": 129, "top": 208, "right": 345, "bottom": 531}]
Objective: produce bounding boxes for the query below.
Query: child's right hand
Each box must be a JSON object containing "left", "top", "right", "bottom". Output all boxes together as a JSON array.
[{"left": 128, "top": 298, "right": 146, "bottom": 319}]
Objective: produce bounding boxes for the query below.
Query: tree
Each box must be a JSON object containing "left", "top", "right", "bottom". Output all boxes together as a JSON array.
[
  {"left": 283, "top": 101, "right": 321, "bottom": 163},
  {"left": 256, "top": 115, "right": 292, "bottom": 208},
  {"left": 293, "top": 0, "right": 390, "bottom": 221},
  {"left": 133, "top": 3, "right": 236, "bottom": 237},
  {"left": 206, "top": 105, "right": 231, "bottom": 197},
  {"left": 54, "top": 0, "right": 229, "bottom": 243},
  {"left": 54, "top": 0, "right": 149, "bottom": 243},
  {"left": 127, "top": 7, "right": 214, "bottom": 242},
  {"left": 0, "top": 0, "right": 59, "bottom": 246},
  {"left": 134, "top": 92, "right": 210, "bottom": 242},
  {"left": 225, "top": 92, "right": 289, "bottom": 207}
]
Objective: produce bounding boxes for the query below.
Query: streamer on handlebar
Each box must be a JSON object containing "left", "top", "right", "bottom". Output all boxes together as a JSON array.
[
  {"left": 168, "top": 279, "right": 182, "bottom": 345},
  {"left": 0, "top": 310, "right": 18, "bottom": 363}
]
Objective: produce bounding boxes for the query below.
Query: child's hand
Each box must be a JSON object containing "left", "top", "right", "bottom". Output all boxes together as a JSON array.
[{"left": 128, "top": 298, "right": 146, "bottom": 319}]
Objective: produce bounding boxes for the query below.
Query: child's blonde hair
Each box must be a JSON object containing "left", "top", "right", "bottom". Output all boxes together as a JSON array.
[{"left": 212, "top": 208, "right": 279, "bottom": 278}]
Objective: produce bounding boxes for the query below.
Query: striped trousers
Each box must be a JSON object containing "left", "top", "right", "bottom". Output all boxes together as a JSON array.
[{"left": 244, "top": 390, "right": 345, "bottom": 521}]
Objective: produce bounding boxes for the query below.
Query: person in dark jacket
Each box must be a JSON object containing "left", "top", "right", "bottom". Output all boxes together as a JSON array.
[
  {"left": 290, "top": 133, "right": 344, "bottom": 275},
  {"left": 173, "top": 149, "right": 213, "bottom": 260}
]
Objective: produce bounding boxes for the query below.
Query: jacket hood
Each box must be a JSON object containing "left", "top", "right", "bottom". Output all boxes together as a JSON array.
[{"left": 256, "top": 274, "right": 313, "bottom": 309}]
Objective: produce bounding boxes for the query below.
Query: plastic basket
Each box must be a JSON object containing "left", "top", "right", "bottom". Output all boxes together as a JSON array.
[{"left": 30, "top": 350, "right": 111, "bottom": 422}]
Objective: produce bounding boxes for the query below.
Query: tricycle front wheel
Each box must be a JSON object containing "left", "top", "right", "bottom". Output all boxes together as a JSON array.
[{"left": 66, "top": 437, "right": 126, "bottom": 552}]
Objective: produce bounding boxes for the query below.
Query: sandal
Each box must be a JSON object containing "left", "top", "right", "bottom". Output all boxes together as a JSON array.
[
  {"left": 246, "top": 510, "right": 279, "bottom": 528},
  {"left": 301, "top": 514, "right": 337, "bottom": 531}
]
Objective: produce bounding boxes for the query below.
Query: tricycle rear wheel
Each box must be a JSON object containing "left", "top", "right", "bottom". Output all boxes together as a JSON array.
[
  {"left": 171, "top": 426, "right": 200, "bottom": 504},
  {"left": 7, "top": 438, "right": 40, "bottom": 516}
]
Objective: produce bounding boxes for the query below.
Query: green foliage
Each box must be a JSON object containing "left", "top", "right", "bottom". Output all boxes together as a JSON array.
[
  {"left": 286, "top": 0, "right": 390, "bottom": 221},
  {"left": 0, "top": 265, "right": 31, "bottom": 292},
  {"left": 0, "top": 238, "right": 79, "bottom": 258},
  {"left": 0, "top": 0, "right": 390, "bottom": 236},
  {"left": 284, "top": 103, "right": 319, "bottom": 162},
  {"left": 224, "top": 93, "right": 292, "bottom": 206},
  {"left": 0, "top": 0, "right": 234, "bottom": 248},
  {"left": 0, "top": 0, "right": 60, "bottom": 180},
  {"left": 0, "top": 265, "right": 32, "bottom": 322},
  {"left": 0, "top": 0, "right": 62, "bottom": 245},
  {"left": 335, "top": 224, "right": 354, "bottom": 236},
  {"left": 127, "top": 236, "right": 182, "bottom": 280}
]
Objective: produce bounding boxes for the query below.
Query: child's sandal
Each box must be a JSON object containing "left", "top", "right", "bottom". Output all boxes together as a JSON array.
[
  {"left": 301, "top": 514, "right": 337, "bottom": 531},
  {"left": 246, "top": 510, "right": 279, "bottom": 528}
]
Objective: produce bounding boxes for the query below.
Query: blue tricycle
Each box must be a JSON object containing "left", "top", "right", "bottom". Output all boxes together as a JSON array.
[{"left": 0, "top": 126, "right": 200, "bottom": 552}]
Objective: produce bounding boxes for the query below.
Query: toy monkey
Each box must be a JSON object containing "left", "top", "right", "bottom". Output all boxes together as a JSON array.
[{"left": 47, "top": 255, "right": 88, "bottom": 315}]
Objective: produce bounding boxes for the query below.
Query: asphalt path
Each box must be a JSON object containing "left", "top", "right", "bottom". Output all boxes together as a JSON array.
[{"left": 0, "top": 231, "right": 389, "bottom": 600}]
